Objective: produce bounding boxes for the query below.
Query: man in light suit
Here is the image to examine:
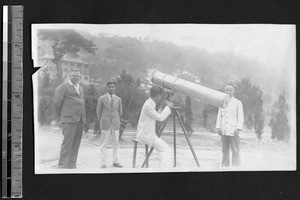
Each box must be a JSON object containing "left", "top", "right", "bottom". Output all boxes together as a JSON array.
[
  {"left": 216, "top": 84, "right": 244, "bottom": 167},
  {"left": 53, "top": 68, "right": 86, "bottom": 169},
  {"left": 97, "top": 80, "right": 123, "bottom": 168}
]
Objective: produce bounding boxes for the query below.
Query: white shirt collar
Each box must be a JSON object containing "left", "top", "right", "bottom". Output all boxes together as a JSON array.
[
  {"left": 68, "top": 80, "right": 80, "bottom": 94},
  {"left": 68, "top": 79, "right": 78, "bottom": 87},
  {"left": 107, "top": 93, "right": 115, "bottom": 98}
]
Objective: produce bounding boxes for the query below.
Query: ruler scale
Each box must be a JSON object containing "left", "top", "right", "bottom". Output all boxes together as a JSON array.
[{"left": 2, "top": 5, "right": 23, "bottom": 198}]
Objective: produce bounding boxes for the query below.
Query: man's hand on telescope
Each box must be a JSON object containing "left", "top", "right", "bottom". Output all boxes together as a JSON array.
[{"left": 167, "top": 102, "right": 174, "bottom": 109}]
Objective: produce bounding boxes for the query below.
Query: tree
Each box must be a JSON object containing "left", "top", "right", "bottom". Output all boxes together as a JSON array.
[
  {"left": 269, "top": 91, "right": 290, "bottom": 141},
  {"left": 103, "top": 37, "right": 146, "bottom": 76},
  {"left": 115, "top": 70, "right": 147, "bottom": 127},
  {"left": 235, "top": 77, "right": 265, "bottom": 140},
  {"left": 38, "top": 29, "right": 96, "bottom": 83},
  {"left": 84, "top": 84, "right": 98, "bottom": 133},
  {"left": 202, "top": 103, "right": 219, "bottom": 131}
]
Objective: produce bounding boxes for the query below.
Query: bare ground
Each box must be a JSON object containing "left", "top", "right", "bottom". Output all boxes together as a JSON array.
[{"left": 35, "top": 125, "right": 296, "bottom": 174}]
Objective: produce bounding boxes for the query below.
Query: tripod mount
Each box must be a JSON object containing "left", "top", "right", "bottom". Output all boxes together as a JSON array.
[{"left": 141, "top": 107, "right": 200, "bottom": 168}]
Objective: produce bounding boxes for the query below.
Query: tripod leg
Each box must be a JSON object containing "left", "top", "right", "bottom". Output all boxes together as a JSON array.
[
  {"left": 175, "top": 110, "right": 200, "bottom": 167},
  {"left": 173, "top": 110, "right": 177, "bottom": 167},
  {"left": 141, "top": 147, "right": 154, "bottom": 168},
  {"left": 141, "top": 116, "right": 170, "bottom": 168}
]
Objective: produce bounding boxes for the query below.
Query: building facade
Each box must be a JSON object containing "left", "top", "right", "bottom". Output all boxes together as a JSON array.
[{"left": 61, "top": 57, "right": 91, "bottom": 85}]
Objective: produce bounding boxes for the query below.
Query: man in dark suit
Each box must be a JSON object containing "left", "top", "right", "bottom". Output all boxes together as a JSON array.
[
  {"left": 97, "top": 80, "right": 123, "bottom": 168},
  {"left": 53, "top": 68, "right": 86, "bottom": 169}
]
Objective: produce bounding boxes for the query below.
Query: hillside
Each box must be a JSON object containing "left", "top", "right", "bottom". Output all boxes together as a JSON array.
[
  {"left": 37, "top": 30, "right": 285, "bottom": 110},
  {"left": 79, "top": 32, "right": 280, "bottom": 109}
]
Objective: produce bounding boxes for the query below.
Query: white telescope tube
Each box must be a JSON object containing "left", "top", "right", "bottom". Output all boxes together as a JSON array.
[{"left": 151, "top": 70, "right": 229, "bottom": 108}]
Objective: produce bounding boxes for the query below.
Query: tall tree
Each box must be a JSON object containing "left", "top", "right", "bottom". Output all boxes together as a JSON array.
[
  {"left": 235, "top": 77, "right": 265, "bottom": 140},
  {"left": 269, "top": 91, "right": 290, "bottom": 141},
  {"left": 38, "top": 29, "right": 96, "bottom": 83},
  {"left": 84, "top": 84, "right": 98, "bottom": 133}
]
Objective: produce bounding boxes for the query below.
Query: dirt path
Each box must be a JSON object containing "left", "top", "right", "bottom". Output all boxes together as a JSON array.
[{"left": 35, "top": 126, "right": 296, "bottom": 174}]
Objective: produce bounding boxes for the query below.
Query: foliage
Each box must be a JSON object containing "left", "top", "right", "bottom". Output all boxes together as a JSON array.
[
  {"left": 202, "top": 104, "right": 219, "bottom": 131},
  {"left": 115, "top": 70, "right": 148, "bottom": 127},
  {"left": 83, "top": 70, "right": 148, "bottom": 134},
  {"left": 37, "top": 70, "right": 56, "bottom": 125},
  {"left": 269, "top": 91, "right": 290, "bottom": 141},
  {"left": 38, "top": 29, "right": 96, "bottom": 82},
  {"left": 84, "top": 84, "right": 99, "bottom": 133},
  {"left": 38, "top": 96, "right": 53, "bottom": 126},
  {"left": 181, "top": 96, "right": 194, "bottom": 134},
  {"left": 235, "top": 77, "right": 265, "bottom": 140}
]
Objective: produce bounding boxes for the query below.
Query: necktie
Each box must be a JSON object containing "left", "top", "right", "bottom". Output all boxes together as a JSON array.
[{"left": 110, "top": 95, "right": 114, "bottom": 108}]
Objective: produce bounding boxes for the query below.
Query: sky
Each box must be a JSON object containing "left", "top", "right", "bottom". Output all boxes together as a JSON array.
[{"left": 32, "top": 24, "right": 295, "bottom": 70}]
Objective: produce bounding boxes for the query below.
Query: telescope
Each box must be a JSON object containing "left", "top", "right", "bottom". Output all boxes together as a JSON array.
[{"left": 151, "top": 70, "right": 230, "bottom": 108}]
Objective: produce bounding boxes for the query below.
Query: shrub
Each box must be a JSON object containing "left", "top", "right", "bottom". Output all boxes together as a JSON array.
[{"left": 269, "top": 91, "right": 290, "bottom": 141}]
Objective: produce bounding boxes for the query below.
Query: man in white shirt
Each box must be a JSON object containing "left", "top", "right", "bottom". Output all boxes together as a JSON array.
[
  {"left": 137, "top": 86, "right": 174, "bottom": 172},
  {"left": 216, "top": 84, "right": 244, "bottom": 167}
]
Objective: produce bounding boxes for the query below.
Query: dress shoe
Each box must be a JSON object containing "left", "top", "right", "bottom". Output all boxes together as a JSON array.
[
  {"left": 100, "top": 165, "right": 106, "bottom": 169},
  {"left": 68, "top": 164, "right": 76, "bottom": 169},
  {"left": 113, "top": 163, "right": 123, "bottom": 168}
]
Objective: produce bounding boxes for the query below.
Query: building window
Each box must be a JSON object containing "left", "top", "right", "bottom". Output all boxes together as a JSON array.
[{"left": 85, "top": 77, "right": 88, "bottom": 81}]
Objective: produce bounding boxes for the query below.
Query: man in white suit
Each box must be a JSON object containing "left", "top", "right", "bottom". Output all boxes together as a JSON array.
[
  {"left": 216, "top": 84, "right": 244, "bottom": 167},
  {"left": 137, "top": 86, "right": 174, "bottom": 172}
]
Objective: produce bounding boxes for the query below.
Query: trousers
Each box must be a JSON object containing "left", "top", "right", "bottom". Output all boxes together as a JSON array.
[
  {"left": 58, "top": 120, "right": 83, "bottom": 168},
  {"left": 221, "top": 135, "right": 241, "bottom": 167},
  {"left": 99, "top": 128, "right": 120, "bottom": 165},
  {"left": 152, "top": 136, "right": 172, "bottom": 172}
]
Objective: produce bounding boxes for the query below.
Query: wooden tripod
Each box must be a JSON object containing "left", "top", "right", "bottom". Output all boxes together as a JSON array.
[{"left": 141, "top": 108, "right": 200, "bottom": 168}]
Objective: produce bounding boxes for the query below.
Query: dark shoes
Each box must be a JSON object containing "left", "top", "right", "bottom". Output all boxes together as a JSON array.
[
  {"left": 101, "top": 163, "right": 123, "bottom": 168},
  {"left": 113, "top": 163, "right": 123, "bottom": 168}
]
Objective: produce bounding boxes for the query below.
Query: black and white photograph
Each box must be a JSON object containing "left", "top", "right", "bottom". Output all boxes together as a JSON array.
[{"left": 31, "top": 24, "right": 296, "bottom": 174}]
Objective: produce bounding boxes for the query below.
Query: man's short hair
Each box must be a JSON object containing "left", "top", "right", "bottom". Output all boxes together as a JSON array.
[
  {"left": 107, "top": 80, "right": 116, "bottom": 86},
  {"left": 150, "top": 86, "right": 163, "bottom": 98}
]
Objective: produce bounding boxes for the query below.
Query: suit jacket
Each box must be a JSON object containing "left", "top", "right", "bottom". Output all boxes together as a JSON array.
[
  {"left": 216, "top": 97, "right": 244, "bottom": 136},
  {"left": 97, "top": 93, "right": 123, "bottom": 131},
  {"left": 53, "top": 81, "right": 86, "bottom": 124}
]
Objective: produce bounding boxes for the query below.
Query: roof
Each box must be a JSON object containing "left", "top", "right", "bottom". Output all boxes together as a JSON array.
[{"left": 61, "top": 57, "right": 91, "bottom": 65}]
